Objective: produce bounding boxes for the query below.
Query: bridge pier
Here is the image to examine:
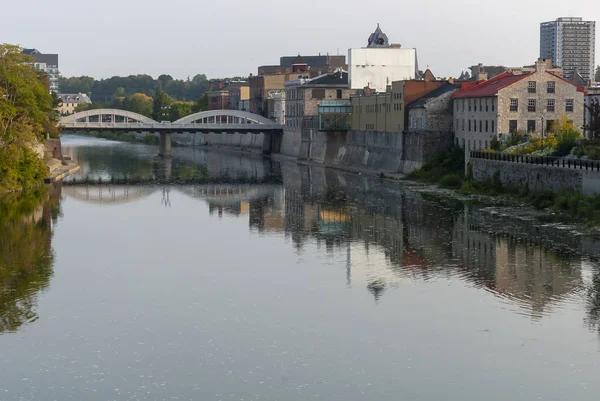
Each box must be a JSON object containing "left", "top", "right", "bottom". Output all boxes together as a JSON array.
[
  {"left": 262, "top": 132, "right": 272, "bottom": 155},
  {"left": 159, "top": 132, "right": 172, "bottom": 157}
]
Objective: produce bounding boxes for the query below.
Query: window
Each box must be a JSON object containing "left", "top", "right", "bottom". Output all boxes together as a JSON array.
[
  {"left": 462, "top": 138, "right": 465, "bottom": 149},
  {"left": 547, "top": 99, "right": 555, "bottom": 112},
  {"left": 474, "top": 99, "right": 477, "bottom": 112},
  {"left": 546, "top": 119, "right": 554, "bottom": 132},
  {"left": 462, "top": 99, "right": 465, "bottom": 112},
  {"left": 485, "top": 99, "right": 489, "bottom": 112},
  {"left": 566, "top": 99, "right": 574, "bottom": 112},
  {"left": 547, "top": 81, "right": 555, "bottom": 94},
  {"left": 510, "top": 98, "right": 518, "bottom": 112},
  {"left": 468, "top": 99, "right": 472, "bottom": 111},
  {"left": 491, "top": 99, "right": 495, "bottom": 111},
  {"left": 479, "top": 140, "right": 482, "bottom": 150},
  {"left": 455, "top": 119, "right": 458, "bottom": 130},
  {"left": 509, "top": 120, "right": 518, "bottom": 133},
  {"left": 485, "top": 120, "right": 489, "bottom": 132},
  {"left": 485, "top": 140, "right": 489, "bottom": 149},
  {"left": 473, "top": 119, "right": 477, "bottom": 132},
  {"left": 528, "top": 81, "right": 536, "bottom": 93},
  {"left": 312, "top": 89, "right": 325, "bottom": 99},
  {"left": 528, "top": 99, "right": 536, "bottom": 112},
  {"left": 527, "top": 120, "right": 536, "bottom": 132},
  {"left": 336, "top": 89, "right": 342, "bottom": 99},
  {"left": 462, "top": 119, "right": 465, "bottom": 130},
  {"left": 480, "top": 99, "right": 483, "bottom": 111},
  {"left": 491, "top": 120, "right": 495, "bottom": 132},
  {"left": 468, "top": 120, "right": 471, "bottom": 132},
  {"left": 479, "top": 120, "right": 482, "bottom": 133}
]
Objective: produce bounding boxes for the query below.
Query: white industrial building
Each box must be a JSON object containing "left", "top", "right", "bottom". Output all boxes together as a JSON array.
[{"left": 348, "top": 25, "right": 418, "bottom": 92}]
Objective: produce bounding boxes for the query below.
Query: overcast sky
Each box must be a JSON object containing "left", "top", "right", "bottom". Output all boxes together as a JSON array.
[{"left": 2, "top": 0, "right": 598, "bottom": 80}]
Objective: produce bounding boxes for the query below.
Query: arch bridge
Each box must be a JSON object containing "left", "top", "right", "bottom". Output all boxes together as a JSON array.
[{"left": 58, "top": 109, "right": 284, "bottom": 156}]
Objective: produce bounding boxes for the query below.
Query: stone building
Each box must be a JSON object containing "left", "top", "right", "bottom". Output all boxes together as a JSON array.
[
  {"left": 407, "top": 83, "right": 461, "bottom": 132},
  {"left": 281, "top": 70, "right": 356, "bottom": 157},
  {"left": 452, "top": 59, "right": 586, "bottom": 153},
  {"left": 227, "top": 81, "right": 250, "bottom": 111},
  {"left": 56, "top": 93, "right": 91, "bottom": 115},
  {"left": 249, "top": 73, "right": 286, "bottom": 116},
  {"left": 351, "top": 70, "right": 449, "bottom": 132}
]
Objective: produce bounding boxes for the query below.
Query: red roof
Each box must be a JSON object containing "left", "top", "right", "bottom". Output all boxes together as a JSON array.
[
  {"left": 546, "top": 71, "right": 586, "bottom": 93},
  {"left": 452, "top": 72, "right": 531, "bottom": 99}
]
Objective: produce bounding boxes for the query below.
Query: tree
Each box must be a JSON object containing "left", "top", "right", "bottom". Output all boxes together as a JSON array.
[
  {"left": 124, "top": 93, "right": 153, "bottom": 118},
  {"left": 585, "top": 99, "right": 600, "bottom": 140},
  {"left": 596, "top": 66, "right": 600, "bottom": 83},
  {"left": 152, "top": 88, "right": 173, "bottom": 121},
  {"left": 168, "top": 101, "right": 194, "bottom": 121},
  {"left": 192, "top": 93, "right": 208, "bottom": 113},
  {"left": 57, "top": 75, "right": 94, "bottom": 94},
  {"left": 0, "top": 44, "right": 52, "bottom": 189},
  {"left": 0, "top": 44, "right": 55, "bottom": 147}
]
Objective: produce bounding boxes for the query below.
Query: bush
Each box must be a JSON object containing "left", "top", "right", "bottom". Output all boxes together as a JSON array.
[
  {"left": 490, "top": 136, "right": 500, "bottom": 151},
  {"left": 554, "top": 131, "right": 580, "bottom": 157},
  {"left": 407, "top": 145, "right": 465, "bottom": 183},
  {"left": 439, "top": 174, "right": 462, "bottom": 189},
  {"left": 0, "top": 145, "right": 47, "bottom": 191}
]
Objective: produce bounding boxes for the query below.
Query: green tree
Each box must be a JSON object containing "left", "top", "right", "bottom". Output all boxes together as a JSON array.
[
  {"left": 152, "top": 88, "right": 173, "bottom": 121},
  {"left": 57, "top": 75, "right": 94, "bottom": 94},
  {"left": 0, "top": 44, "right": 54, "bottom": 190},
  {"left": 168, "top": 101, "right": 194, "bottom": 121},
  {"left": 192, "top": 93, "right": 208, "bottom": 113},
  {"left": 123, "top": 93, "right": 153, "bottom": 118},
  {"left": 585, "top": 99, "right": 600, "bottom": 140}
]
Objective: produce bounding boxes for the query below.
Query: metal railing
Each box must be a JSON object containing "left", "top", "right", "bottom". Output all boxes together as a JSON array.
[{"left": 470, "top": 151, "right": 600, "bottom": 172}]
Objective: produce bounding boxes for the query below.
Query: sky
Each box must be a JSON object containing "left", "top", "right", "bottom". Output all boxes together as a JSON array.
[{"left": 2, "top": 0, "right": 599, "bottom": 80}]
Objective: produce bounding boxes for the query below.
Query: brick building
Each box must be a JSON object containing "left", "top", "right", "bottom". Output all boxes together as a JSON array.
[{"left": 452, "top": 59, "right": 585, "bottom": 153}]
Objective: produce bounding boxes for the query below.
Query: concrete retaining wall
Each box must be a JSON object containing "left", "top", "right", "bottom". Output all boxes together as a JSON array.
[
  {"left": 471, "top": 158, "right": 600, "bottom": 195},
  {"left": 171, "top": 132, "right": 265, "bottom": 154},
  {"left": 297, "top": 130, "right": 454, "bottom": 175}
]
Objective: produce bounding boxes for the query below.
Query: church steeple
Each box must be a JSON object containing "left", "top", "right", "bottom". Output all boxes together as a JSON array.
[{"left": 367, "top": 23, "right": 390, "bottom": 48}]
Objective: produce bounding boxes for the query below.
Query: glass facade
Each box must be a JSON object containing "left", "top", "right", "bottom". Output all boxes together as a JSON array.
[{"left": 318, "top": 100, "right": 352, "bottom": 131}]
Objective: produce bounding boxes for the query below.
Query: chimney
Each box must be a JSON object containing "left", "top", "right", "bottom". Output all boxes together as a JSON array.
[
  {"left": 535, "top": 58, "right": 547, "bottom": 73},
  {"left": 364, "top": 86, "right": 372, "bottom": 96},
  {"left": 478, "top": 72, "right": 488, "bottom": 82},
  {"left": 386, "top": 84, "right": 392, "bottom": 93},
  {"left": 218, "top": 79, "right": 224, "bottom": 89}
]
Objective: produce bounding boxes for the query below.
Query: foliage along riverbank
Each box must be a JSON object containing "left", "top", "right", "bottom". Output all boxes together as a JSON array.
[
  {"left": 405, "top": 145, "right": 600, "bottom": 228},
  {"left": 0, "top": 44, "right": 60, "bottom": 193}
]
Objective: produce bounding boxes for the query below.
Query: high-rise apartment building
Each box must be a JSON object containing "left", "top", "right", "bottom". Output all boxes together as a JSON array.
[
  {"left": 540, "top": 17, "right": 596, "bottom": 83},
  {"left": 22, "top": 48, "right": 60, "bottom": 92}
]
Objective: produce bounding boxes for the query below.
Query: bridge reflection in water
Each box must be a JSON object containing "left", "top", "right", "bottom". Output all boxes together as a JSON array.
[{"left": 60, "top": 140, "right": 600, "bottom": 335}]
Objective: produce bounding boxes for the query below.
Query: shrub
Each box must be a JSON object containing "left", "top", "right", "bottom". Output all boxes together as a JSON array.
[{"left": 439, "top": 174, "right": 462, "bottom": 189}]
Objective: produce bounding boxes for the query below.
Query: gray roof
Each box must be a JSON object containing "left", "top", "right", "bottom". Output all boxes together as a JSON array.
[
  {"left": 31, "top": 53, "right": 58, "bottom": 66},
  {"left": 22, "top": 48, "right": 41, "bottom": 55},
  {"left": 57, "top": 93, "right": 91, "bottom": 104},
  {"left": 407, "top": 83, "right": 461, "bottom": 108},
  {"left": 367, "top": 24, "right": 390, "bottom": 48},
  {"left": 307, "top": 70, "right": 348, "bottom": 87}
]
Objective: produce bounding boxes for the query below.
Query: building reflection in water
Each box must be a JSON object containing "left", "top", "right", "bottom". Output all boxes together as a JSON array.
[
  {"left": 0, "top": 183, "right": 61, "bottom": 334},
  {"left": 202, "top": 164, "right": 593, "bottom": 323}
]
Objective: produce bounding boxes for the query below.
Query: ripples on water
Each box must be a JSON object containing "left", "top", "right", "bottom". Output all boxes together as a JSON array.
[{"left": 1, "top": 135, "right": 600, "bottom": 401}]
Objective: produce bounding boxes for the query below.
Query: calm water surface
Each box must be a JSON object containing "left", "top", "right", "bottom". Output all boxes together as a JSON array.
[{"left": 1, "top": 135, "right": 600, "bottom": 400}]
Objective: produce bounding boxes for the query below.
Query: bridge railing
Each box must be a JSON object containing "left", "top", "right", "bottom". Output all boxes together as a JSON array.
[{"left": 469, "top": 151, "right": 600, "bottom": 172}]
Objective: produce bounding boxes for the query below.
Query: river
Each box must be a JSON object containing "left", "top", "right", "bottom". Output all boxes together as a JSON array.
[{"left": 1, "top": 135, "right": 600, "bottom": 401}]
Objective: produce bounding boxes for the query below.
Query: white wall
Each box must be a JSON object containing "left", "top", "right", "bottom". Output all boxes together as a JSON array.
[{"left": 348, "top": 48, "right": 417, "bottom": 92}]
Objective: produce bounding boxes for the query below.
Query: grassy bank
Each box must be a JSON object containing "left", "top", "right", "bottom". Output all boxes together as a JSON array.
[
  {"left": 72, "top": 131, "right": 161, "bottom": 146},
  {"left": 405, "top": 146, "right": 600, "bottom": 227}
]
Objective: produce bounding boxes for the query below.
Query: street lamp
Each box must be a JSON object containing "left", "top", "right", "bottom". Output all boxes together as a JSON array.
[{"left": 541, "top": 116, "right": 545, "bottom": 151}]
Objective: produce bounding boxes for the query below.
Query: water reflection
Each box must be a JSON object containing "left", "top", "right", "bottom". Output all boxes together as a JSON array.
[
  {"left": 0, "top": 184, "right": 61, "bottom": 333},
  {"left": 60, "top": 136, "right": 600, "bottom": 334}
]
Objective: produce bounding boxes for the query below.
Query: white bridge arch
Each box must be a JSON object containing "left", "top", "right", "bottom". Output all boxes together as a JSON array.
[
  {"left": 174, "top": 110, "right": 275, "bottom": 125},
  {"left": 59, "top": 109, "right": 159, "bottom": 125}
]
